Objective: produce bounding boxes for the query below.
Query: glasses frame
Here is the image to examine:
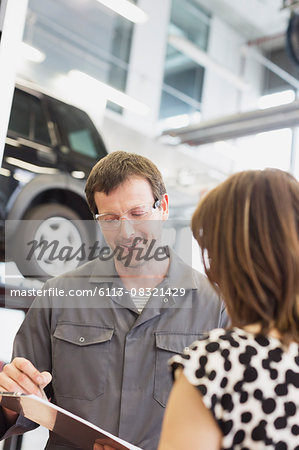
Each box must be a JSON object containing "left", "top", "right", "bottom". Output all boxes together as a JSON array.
[{"left": 94, "top": 199, "right": 162, "bottom": 229}]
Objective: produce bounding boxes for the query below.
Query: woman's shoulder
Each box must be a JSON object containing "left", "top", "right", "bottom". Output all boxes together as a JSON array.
[
  {"left": 179, "top": 326, "right": 298, "bottom": 354},
  {"left": 169, "top": 328, "right": 240, "bottom": 379},
  {"left": 180, "top": 327, "right": 253, "bottom": 355},
  {"left": 170, "top": 326, "right": 299, "bottom": 386}
]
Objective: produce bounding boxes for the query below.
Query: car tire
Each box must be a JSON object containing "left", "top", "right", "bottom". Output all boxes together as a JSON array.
[{"left": 13, "top": 203, "right": 96, "bottom": 280}]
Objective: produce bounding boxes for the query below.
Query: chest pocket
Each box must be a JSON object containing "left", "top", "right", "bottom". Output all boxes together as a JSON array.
[
  {"left": 52, "top": 323, "right": 114, "bottom": 400},
  {"left": 154, "top": 333, "right": 202, "bottom": 407}
]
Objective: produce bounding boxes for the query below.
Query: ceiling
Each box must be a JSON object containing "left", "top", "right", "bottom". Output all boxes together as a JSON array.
[
  {"left": 19, "top": 0, "right": 299, "bottom": 194},
  {"left": 195, "top": 0, "right": 289, "bottom": 45}
]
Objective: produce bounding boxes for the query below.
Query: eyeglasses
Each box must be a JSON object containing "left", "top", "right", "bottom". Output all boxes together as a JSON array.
[{"left": 95, "top": 200, "right": 161, "bottom": 230}]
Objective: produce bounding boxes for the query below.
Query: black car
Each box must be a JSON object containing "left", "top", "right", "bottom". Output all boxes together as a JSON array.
[{"left": 0, "top": 83, "right": 108, "bottom": 279}]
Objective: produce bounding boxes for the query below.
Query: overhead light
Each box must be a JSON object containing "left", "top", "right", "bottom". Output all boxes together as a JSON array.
[
  {"left": 159, "top": 111, "right": 202, "bottom": 132},
  {"left": 168, "top": 34, "right": 250, "bottom": 91},
  {"left": 95, "top": 0, "right": 148, "bottom": 24},
  {"left": 21, "top": 42, "right": 45, "bottom": 63},
  {"left": 68, "top": 70, "right": 150, "bottom": 115},
  {"left": 161, "top": 114, "right": 191, "bottom": 130},
  {"left": 258, "top": 89, "right": 295, "bottom": 109}
]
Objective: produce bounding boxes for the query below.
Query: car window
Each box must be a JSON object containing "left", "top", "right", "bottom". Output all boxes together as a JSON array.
[
  {"left": 8, "top": 89, "right": 52, "bottom": 146},
  {"left": 51, "top": 100, "right": 103, "bottom": 159},
  {"left": 31, "top": 96, "right": 52, "bottom": 145},
  {"left": 8, "top": 89, "right": 31, "bottom": 138},
  {"left": 68, "top": 129, "right": 98, "bottom": 158}
]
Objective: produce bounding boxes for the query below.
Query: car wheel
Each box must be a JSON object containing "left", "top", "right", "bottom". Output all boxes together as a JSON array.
[{"left": 13, "top": 203, "right": 96, "bottom": 280}]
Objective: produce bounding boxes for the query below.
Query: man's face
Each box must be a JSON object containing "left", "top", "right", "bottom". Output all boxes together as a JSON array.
[{"left": 94, "top": 176, "right": 168, "bottom": 268}]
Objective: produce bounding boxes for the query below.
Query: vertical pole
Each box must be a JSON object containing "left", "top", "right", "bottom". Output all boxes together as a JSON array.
[
  {"left": 289, "top": 127, "right": 299, "bottom": 177},
  {"left": 0, "top": 0, "right": 28, "bottom": 166},
  {"left": 289, "top": 90, "right": 299, "bottom": 178}
]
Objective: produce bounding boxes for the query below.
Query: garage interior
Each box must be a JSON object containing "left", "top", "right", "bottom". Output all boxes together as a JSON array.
[{"left": 0, "top": 0, "right": 299, "bottom": 448}]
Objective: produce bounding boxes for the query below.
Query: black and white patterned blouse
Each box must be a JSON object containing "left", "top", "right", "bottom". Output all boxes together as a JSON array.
[{"left": 170, "top": 327, "right": 299, "bottom": 450}]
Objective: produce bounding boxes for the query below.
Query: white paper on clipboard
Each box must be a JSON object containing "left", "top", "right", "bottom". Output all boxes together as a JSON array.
[{"left": 0, "top": 392, "right": 142, "bottom": 450}]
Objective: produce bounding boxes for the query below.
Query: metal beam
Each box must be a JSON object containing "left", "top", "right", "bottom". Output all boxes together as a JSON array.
[
  {"left": 168, "top": 34, "right": 250, "bottom": 91},
  {"left": 243, "top": 46, "right": 299, "bottom": 91},
  {"left": 163, "top": 100, "right": 299, "bottom": 145}
]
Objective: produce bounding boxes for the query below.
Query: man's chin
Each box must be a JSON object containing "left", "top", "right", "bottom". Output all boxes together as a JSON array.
[
  {"left": 118, "top": 257, "right": 147, "bottom": 269},
  {"left": 116, "top": 247, "right": 147, "bottom": 267}
]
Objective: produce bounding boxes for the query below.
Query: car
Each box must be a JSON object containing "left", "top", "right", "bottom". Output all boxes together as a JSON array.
[{"left": 0, "top": 83, "right": 108, "bottom": 280}]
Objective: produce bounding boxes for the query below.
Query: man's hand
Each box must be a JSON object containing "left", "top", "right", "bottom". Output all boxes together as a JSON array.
[{"left": 0, "top": 357, "right": 52, "bottom": 426}]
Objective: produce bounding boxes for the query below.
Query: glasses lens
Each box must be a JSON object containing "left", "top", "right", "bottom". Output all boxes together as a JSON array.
[
  {"left": 96, "top": 203, "right": 156, "bottom": 230},
  {"left": 127, "top": 205, "right": 151, "bottom": 220},
  {"left": 97, "top": 215, "right": 119, "bottom": 230}
]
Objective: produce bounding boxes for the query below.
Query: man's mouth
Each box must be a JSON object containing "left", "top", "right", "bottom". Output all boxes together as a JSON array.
[
  {"left": 118, "top": 237, "right": 145, "bottom": 251},
  {"left": 120, "top": 243, "right": 135, "bottom": 250},
  {"left": 119, "top": 242, "right": 139, "bottom": 250}
]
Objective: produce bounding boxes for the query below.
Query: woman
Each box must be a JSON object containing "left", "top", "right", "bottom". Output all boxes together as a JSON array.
[{"left": 158, "top": 169, "right": 299, "bottom": 450}]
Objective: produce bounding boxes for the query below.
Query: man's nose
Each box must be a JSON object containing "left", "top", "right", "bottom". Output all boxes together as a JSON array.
[{"left": 119, "top": 218, "right": 135, "bottom": 237}]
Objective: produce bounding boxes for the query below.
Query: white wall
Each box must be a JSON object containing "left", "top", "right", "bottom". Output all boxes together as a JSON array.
[
  {"left": 124, "top": 0, "right": 171, "bottom": 136},
  {"left": 101, "top": 3, "right": 268, "bottom": 192},
  {"left": 201, "top": 15, "right": 245, "bottom": 119},
  {"left": 240, "top": 48, "right": 264, "bottom": 112},
  {"left": 102, "top": 112, "right": 225, "bottom": 200},
  {"left": 205, "top": 15, "right": 265, "bottom": 112}
]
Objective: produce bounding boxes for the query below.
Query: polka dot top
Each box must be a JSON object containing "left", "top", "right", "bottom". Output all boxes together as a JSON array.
[{"left": 169, "top": 327, "right": 299, "bottom": 450}]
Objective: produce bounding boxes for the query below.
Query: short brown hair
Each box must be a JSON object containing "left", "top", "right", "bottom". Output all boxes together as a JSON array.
[
  {"left": 85, "top": 151, "right": 167, "bottom": 215},
  {"left": 192, "top": 169, "right": 299, "bottom": 344}
]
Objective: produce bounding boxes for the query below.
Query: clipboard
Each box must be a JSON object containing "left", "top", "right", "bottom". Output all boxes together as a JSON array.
[{"left": 0, "top": 392, "right": 142, "bottom": 450}]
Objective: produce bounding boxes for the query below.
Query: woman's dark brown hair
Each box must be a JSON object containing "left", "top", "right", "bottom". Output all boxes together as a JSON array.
[
  {"left": 85, "top": 151, "right": 167, "bottom": 215},
  {"left": 192, "top": 169, "right": 299, "bottom": 343}
]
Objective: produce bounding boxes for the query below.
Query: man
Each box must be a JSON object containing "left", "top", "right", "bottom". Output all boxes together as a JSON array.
[{"left": 0, "top": 151, "right": 228, "bottom": 450}]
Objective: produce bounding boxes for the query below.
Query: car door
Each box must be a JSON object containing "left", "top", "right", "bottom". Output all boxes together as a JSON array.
[
  {"left": 4, "top": 88, "right": 57, "bottom": 176},
  {"left": 0, "top": 88, "right": 57, "bottom": 223},
  {"left": 46, "top": 96, "right": 107, "bottom": 179}
]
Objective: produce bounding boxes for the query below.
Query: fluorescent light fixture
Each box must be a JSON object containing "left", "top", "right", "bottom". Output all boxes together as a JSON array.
[
  {"left": 158, "top": 112, "right": 201, "bottom": 133},
  {"left": 21, "top": 42, "right": 45, "bottom": 63},
  {"left": 258, "top": 89, "right": 295, "bottom": 109},
  {"left": 162, "top": 114, "right": 191, "bottom": 130},
  {"left": 168, "top": 34, "right": 250, "bottom": 91},
  {"left": 68, "top": 70, "right": 150, "bottom": 115},
  {"left": 95, "top": 0, "right": 148, "bottom": 23}
]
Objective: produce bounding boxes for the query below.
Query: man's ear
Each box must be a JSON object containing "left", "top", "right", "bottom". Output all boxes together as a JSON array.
[{"left": 161, "top": 193, "right": 169, "bottom": 220}]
